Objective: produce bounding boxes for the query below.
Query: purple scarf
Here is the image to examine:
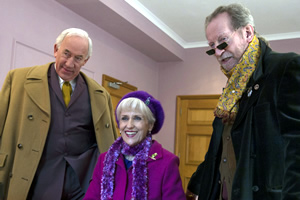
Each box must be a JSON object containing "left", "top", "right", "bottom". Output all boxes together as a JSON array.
[{"left": 101, "top": 134, "right": 152, "bottom": 199}]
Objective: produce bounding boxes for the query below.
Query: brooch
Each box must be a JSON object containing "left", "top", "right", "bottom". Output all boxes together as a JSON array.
[
  {"left": 145, "top": 97, "right": 151, "bottom": 106},
  {"left": 150, "top": 153, "right": 158, "bottom": 160}
]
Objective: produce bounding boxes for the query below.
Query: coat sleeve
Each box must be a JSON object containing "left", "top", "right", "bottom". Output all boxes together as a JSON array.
[
  {"left": 276, "top": 55, "right": 300, "bottom": 199},
  {"left": 106, "top": 93, "right": 118, "bottom": 140},
  {"left": 0, "top": 71, "right": 12, "bottom": 199},
  {"left": 84, "top": 153, "right": 105, "bottom": 199},
  {"left": 187, "top": 161, "right": 204, "bottom": 194},
  {"left": 187, "top": 118, "right": 223, "bottom": 198}
]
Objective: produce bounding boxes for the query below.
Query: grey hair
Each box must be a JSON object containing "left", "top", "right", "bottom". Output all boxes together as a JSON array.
[
  {"left": 116, "top": 97, "right": 156, "bottom": 126},
  {"left": 55, "top": 28, "right": 93, "bottom": 59},
  {"left": 205, "top": 3, "right": 256, "bottom": 33}
]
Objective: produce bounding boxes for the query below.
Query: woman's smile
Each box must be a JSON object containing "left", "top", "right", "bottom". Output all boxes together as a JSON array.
[{"left": 125, "top": 131, "right": 137, "bottom": 138}]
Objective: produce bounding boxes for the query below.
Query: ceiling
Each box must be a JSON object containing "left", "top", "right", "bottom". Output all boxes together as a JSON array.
[
  {"left": 56, "top": 0, "right": 300, "bottom": 62},
  {"left": 130, "top": 0, "right": 300, "bottom": 48}
]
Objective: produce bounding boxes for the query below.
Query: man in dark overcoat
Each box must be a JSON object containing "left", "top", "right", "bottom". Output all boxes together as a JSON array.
[{"left": 186, "top": 4, "right": 300, "bottom": 200}]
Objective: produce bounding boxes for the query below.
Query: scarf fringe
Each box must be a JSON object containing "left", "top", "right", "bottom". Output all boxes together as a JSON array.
[{"left": 214, "top": 107, "right": 236, "bottom": 124}]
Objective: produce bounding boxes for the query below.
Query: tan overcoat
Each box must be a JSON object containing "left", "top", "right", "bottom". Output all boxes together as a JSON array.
[{"left": 0, "top": 63, "right": 118, "bottom": 199}]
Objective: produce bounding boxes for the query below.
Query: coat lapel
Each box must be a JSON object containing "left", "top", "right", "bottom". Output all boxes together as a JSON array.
[
  {"left": 24, "top": 63, "right": 51, "bottom": 116},
  {"left": 232, "top": 41, "right": 269, "bottom": 130},
  {"left": 232, "top": 76, "right": 265, "bottom": 130},
  {"left": 147, "top": 140, "right": 163, "bottom": 163},
  {"left": 48, "top": 64, "right": 66, "bottom": 107},
  {"left": 68, "top": 74, "right": 85, "bottom": 108},
  {"left": 81, "top": 73, "right": 107, "bottom": 125}
]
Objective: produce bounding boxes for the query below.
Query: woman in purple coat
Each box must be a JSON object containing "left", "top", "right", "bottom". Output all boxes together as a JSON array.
[{"left": 84, "top": 91, "right": 186, "bottom": 200}]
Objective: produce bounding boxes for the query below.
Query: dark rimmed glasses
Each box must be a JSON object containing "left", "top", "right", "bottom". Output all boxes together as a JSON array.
[{"left": 206, "top": 42, "right": 228, "bottom": 56}]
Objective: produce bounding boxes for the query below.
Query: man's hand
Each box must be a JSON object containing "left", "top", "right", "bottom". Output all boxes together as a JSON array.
[{"left": 186, "top": 189, "right": 198, "bottom": 200}]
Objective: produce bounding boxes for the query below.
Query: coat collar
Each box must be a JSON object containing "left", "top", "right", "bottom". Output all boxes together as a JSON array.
[
  {"left": 80, "top": 72, "right": 107, "bottom": 125},
  {"left": 147, "top": 140, "right": 163, "bottom": 162},
  {"left": 24, "top": 62, "right": 108, "bottom": 124},
  {"left": 24, "top": 63, "right": 52, "bottom": 116},
  {"left": 115, "top": 140, "right": 164, "bottom": 169}
]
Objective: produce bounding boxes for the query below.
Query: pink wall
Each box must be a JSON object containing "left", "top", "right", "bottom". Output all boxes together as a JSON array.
[
  {"left": 156, "top": 47, "right": 226, "bottom": 151},
  {"left": 1, "top": 0, "right": 300, "bottom": 153},
  {"left": 269, "top": 38, "right": 300, "bottom": 54},
  {"left": 0, "top": 0, "right": 160, "bottom": 96}
]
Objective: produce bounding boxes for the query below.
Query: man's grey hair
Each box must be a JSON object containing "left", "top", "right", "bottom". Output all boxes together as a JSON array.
[
  {"left": 55, "top": 28, "right": 93, "bottom": 59},
  {"left": 205, "top": 3, "right": 256, "bottom": 33}
]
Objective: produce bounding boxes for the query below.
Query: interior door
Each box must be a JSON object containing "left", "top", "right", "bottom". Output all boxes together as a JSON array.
[
  {"left": 175, "top": 95, "right": 220, "bottom": 191},
  {"left": 102, "top": 74, "right": 137, "bottom": 133}
]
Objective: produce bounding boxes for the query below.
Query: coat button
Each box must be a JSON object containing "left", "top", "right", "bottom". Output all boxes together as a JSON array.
[
  {"left": 254, "top": 84, "right": 259, "bottom": 90},
  {"left": 252, "top": 185, "right": 259, "bottom": 192},
  {"left": 17, "top": 144, "right": 23, "bottom": 149},
  {"left": 28, "top": 115, "right": 33, "bottom": 120},
  {"left": 105, "top": 123, "right": 110, "bottom": 128}
]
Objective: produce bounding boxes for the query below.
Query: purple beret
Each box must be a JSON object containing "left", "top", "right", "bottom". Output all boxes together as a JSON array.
[{"left": 115, "top": 91, "right": 164, "bottom": 134}]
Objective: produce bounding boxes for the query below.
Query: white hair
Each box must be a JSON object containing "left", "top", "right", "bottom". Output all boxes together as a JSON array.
[{"left": 55, "top": 28, "right": 93, "bottom": 59}]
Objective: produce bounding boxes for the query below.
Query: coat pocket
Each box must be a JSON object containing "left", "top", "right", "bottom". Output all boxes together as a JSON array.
[{"left": 0, "top": 154, "right": 7, "bottom": 167}]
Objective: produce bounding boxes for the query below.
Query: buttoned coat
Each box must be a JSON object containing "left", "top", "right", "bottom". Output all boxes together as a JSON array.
[
  {"left": 188, "top": 40, "right": 300, "bottom": 200},
  {"left": 84, "top": 140, "right": 186, "bottom": 200},
  {"left": 0, "top": 63, "right": 118, "bottom": 199}
]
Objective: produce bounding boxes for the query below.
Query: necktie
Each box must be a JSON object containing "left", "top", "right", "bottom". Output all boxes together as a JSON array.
[{"left": 62, "top": 81, "right": 72, "bottom": 106}]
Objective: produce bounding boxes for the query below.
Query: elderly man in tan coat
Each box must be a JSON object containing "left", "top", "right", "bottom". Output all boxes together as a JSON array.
[{"left": 0, "top": 28, "right": 118, "bottom": 200}]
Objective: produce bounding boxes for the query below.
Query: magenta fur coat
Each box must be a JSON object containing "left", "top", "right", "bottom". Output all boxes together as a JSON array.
[{"left": 84, "top": 140, "right": 186, "bottom": 200}]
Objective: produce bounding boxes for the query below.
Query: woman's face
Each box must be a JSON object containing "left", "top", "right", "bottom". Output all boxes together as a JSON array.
[{"left": 119, "top": 109, "right": 153, "bottom": 147}]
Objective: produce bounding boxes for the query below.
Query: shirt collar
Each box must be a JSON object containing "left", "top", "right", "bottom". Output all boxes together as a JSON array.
[{"left": 55, "top": 64, "right": 76, "bottom": 91}]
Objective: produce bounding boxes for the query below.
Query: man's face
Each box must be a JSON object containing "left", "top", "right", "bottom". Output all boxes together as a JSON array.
[
  {"left": 206, "top": 12, "right": 250, "bottom": 71},
  {"left": 54, "top": 35, "right": 89, "bottom": 81}
]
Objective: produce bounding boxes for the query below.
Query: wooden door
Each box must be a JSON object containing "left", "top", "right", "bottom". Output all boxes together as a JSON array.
[
  {"left": 175, "top": 95, "right": 220, "bottom": 191},
  {"left": 102, "top": 74, "right": 137, "bottom": 132}
]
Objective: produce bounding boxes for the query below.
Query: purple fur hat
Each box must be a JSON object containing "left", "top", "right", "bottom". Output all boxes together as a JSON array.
[{"left": 115, "top": 91, "right": 164, "bottom": 134}]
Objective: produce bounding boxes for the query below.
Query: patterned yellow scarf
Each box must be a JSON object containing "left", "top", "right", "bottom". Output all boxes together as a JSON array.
[{"left": 214, "top": 35, "right": 260, "bottom": 124}]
